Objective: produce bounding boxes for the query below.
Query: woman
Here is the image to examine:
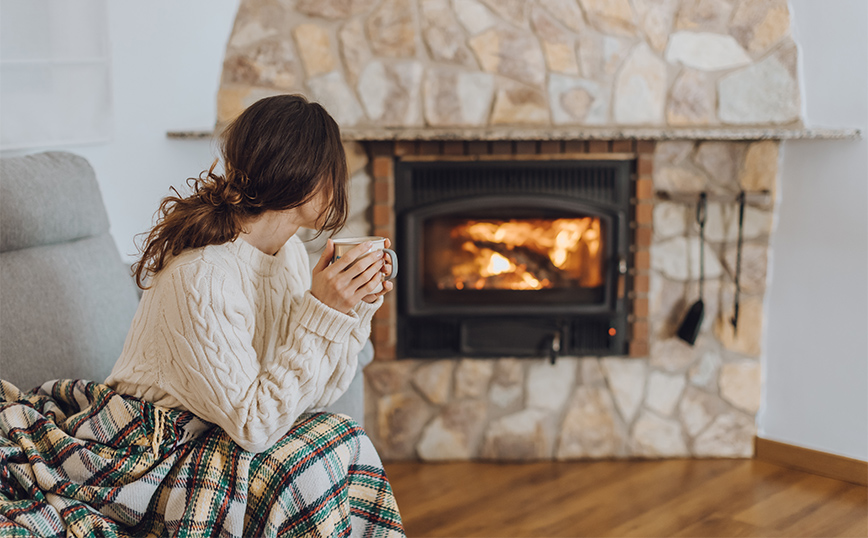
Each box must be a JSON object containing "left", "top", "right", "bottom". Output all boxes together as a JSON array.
[
  {"left": 97, "top": 94, "right": 403, "bottom": 536},
  {"left": 106, "top": 94, "right": 392, "bottom": 453}
]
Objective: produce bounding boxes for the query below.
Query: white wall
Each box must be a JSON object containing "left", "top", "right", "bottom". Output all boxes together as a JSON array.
[
  {"left": 1, "top": 1, "right": 241, "bottom": 262},
  {"left": 759, "top": 0, "right": 868, "bottom": 461}
]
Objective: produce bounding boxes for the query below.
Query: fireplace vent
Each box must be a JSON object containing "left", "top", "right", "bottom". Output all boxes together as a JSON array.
[{"left": 402, "top": 162, "right": 622, "bottom": 208}]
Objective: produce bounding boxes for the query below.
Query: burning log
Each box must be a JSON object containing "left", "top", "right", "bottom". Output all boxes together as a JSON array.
[{"left": 431, "top": 217, "right": 605, "bottom": 291}]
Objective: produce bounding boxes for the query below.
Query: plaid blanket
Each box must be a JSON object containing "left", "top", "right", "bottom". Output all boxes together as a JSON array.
[{"left": 0, "top": 379, "right": 404, "bottom": 538}]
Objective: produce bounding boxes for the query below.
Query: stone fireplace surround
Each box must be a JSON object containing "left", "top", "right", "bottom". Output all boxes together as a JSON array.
[
  {"left": 177, "top": 0, "right": 860, "bottom": 462},
  {"left": 355, "top": 133, "right": 772, "bottom": 461}
]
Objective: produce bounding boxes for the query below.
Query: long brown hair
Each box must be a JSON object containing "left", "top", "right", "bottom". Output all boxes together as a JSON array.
[{"left": 133, "top": 94, "right": 348, "bottom": 289}]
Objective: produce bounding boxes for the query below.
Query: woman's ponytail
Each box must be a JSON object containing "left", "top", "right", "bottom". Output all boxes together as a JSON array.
[{"left": 132, "top": 161, "right": 257, "bottom": 289}]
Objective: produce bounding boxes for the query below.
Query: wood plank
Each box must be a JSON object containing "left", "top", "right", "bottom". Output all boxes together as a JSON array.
[
  {"left": 483, "top": 461, "right": 695, "bottom": 537},
  {"left": 756, "top": 436, "right": 868, "bottom": 486},
  {"left": 772, "top": 481, "right": 868, "bottom": 537},
  {"left": 603, "top": 461, "right": 796, "bottom": 537},
  {"left": 840, "top": 515, "right": 868, "bottom": 537},
  {"left": 670, "top": 512, "right": 770, "bottom": 538},
  {"left": 384, "top": 459, "right": 867, "bottom": 538},
  {"left": 397, "top": 462, "right": 619, "bottom": 537},
  {"left": 386, "top": 462, "right": 542, "bottom": 536},
  {"left": 532, "top": 460, "right": 736, "bottom": 537},
  {"left": 733, "top": 472, "right": 851, "bottom": 529}
]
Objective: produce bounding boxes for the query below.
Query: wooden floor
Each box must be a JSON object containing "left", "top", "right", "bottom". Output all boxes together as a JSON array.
[{"left": 383, "top": 459, "right": 867, "bottom": 537}]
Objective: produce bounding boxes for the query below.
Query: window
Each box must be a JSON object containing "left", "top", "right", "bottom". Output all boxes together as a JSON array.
[{"left": 1, "top": 0, "right": 111, "bottom": 150}]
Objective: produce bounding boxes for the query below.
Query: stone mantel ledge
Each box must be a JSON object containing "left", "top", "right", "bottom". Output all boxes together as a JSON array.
[{"left": 168, "top": 126, "right": 861, "bottom": 142}]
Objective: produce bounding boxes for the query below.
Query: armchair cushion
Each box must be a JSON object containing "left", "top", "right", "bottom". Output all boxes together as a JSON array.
[
  {"left": 0, "top": 152, "right": 111, "bottom": 251},
  {"left": 0, "top": 152, "right": 140, "bottom": 390}
]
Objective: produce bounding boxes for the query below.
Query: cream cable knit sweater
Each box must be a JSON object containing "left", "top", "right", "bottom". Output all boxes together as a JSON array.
[{"left": 106, "top": 235, "right": 380, "bottom": 453}]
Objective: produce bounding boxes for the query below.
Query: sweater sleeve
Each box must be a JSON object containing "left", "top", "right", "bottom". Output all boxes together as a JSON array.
[
  {"left": 154, "top": 264, "right": 367, "bottom": 453},
  {"left": 289, "top": 235, "right": 381, "bottom": 409},
  {"left": 308, "top": 296, "right": 381, "bottom": 410}
]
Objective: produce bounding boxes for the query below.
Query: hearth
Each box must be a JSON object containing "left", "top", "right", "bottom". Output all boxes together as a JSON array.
[{"left": 396, "top": 158, "right": 632, "bottom": 360}]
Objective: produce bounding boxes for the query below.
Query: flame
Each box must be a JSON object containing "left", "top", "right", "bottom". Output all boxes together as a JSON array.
[
  {"left": 436, "top": 217, "right": 603, "bottom": 291},
  {"left": 485, "top": 252, "right": 514, "bottom": 276}
]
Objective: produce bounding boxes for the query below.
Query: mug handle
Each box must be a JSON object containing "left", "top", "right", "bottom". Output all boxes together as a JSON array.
[{"left": 382, "top": 248, "right": 398, "bottom": 280}]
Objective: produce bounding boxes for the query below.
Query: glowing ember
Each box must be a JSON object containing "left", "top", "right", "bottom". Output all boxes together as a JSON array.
[
  {"left": 485, "top": 252, "right": 513, "bottom": 276},
  {"left": 430, "top": 217, "right": 603, "bottom": 291}
]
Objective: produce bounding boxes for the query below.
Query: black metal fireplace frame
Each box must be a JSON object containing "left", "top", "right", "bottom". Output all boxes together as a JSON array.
[{"left": 395, "top": 158, "right": 632, "bottom": 359}]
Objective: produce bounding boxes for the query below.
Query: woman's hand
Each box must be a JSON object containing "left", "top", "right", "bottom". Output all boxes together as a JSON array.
[
  {"left": 362, "top": 238, "right": 394, "bottom": 304},
  {"left": 311, "top": 239, "right": 387, "bottom": 314}
]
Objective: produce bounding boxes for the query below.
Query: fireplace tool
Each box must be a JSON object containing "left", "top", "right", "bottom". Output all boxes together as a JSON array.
[
  {"left": 731, "top": 190, "right": 746, "bottom": 335},
  {"left": 677, "top": 192, "right": 707, "bottom": 345}
]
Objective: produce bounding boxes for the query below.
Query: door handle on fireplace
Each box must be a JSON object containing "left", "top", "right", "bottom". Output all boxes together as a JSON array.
[{"left": 617, "top": 255, "right": 628, "bottom": 299}]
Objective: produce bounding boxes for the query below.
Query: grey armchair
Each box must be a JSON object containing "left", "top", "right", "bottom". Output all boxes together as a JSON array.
[{"left": 0, "top": 151, "right": 371, "bottom": 424}]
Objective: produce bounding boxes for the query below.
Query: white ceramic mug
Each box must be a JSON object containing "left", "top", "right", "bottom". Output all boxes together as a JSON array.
[{"left": 332, "top": 236, "right": 398, "bottom": 293}]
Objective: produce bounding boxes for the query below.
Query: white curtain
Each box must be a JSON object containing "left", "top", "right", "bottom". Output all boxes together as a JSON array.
[{"left": 1, "top": 0, "right": 111, "bottom": 150}]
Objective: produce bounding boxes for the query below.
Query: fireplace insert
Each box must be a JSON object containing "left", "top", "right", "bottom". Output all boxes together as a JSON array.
[{"left": 395, "top": 158, "right": 632, "bottom": 360}]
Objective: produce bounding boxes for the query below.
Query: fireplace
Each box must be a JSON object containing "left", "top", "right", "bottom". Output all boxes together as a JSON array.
[
  {"left": 198, "top": 0, "right": 865, "bottom": 463},
  {"left": 396, "top": 158, "right": 631, "bottom": 360}
]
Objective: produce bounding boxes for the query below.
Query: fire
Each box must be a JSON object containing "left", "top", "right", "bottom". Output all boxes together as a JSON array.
[
  {"left": 485, "top": 251, "right": 513, "bottom": 276},
  {"left": 434, "top": 217, "right": 603, "bottom": 291}
]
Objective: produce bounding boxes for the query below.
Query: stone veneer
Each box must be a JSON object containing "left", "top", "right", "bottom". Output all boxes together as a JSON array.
[
  {"left": 217, "top": 0, "right": 792, "bottom": 460},
  {"left": 217, "top": 0, "right": 800, "bottom": 130}
]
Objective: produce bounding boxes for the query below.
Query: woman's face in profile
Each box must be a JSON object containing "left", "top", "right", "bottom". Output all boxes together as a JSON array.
[{"left": 290, "top": 187, "right": 331, "bottom": 231}]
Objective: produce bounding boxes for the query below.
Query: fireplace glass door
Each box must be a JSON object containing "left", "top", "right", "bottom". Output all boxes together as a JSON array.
[{"left": 423, "top": 214, "right": 607, "bottom": 307}]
